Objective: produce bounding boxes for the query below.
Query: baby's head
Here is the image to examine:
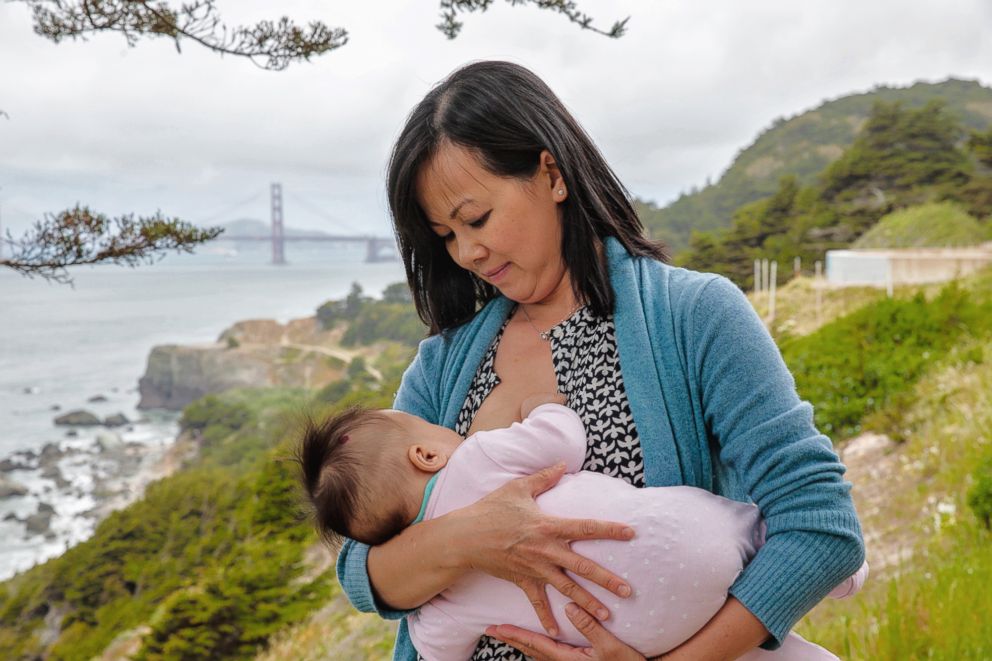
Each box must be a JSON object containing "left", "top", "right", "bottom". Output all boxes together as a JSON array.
[{"left": 297, "top": 406, "right": 460, "bottom": 548}]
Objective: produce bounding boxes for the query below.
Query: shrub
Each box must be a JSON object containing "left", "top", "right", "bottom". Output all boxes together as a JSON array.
[
  {"left": 781, "top": 281, "right": 992, "bottom": 439},
  {"left": 968, "top": 456, "right": 992, "bottom": 530},
  {"left": 180, "top": 396, "right": 255, "bottom": 434}
]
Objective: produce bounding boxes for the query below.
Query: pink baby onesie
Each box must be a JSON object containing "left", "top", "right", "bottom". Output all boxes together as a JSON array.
[{"left": 406, "top": 404, "right": 866, "bottom": 661}]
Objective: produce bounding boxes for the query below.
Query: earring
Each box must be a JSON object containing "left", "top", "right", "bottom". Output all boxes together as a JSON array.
[{"left": 557, "top": 189, "right": 565, "bottom": 196}]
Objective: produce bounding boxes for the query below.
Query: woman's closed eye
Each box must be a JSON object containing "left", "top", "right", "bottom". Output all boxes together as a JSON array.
[
  {"left": 437, "top": 210, "right": 491, "bottom": 241},
  {"left": 468, "top": 210, "right": 491, "bottom": 228}
]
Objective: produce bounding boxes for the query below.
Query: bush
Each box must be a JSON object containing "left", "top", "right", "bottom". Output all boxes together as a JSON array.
[
  {"left": 968, "top": 457, "right": 992, "bottom": 529},
  {"left": 781, "top": 281, "right": 992, "bottom": 439},
  {"left": 180, "top": 396, "right": 255, "bottom": 434},
  {"left": 341, "top": 302, "right": 426, "bottom": 347}
]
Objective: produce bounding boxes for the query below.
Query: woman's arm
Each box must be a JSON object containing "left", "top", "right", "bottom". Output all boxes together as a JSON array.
[
  {"left": 687, "top": 275, "right": 866, "bottom": 645},
  {"left": 487, "top": 596, "right": 768, "bottom": 661},
  {"left": 658, "top": 597, "right": 768, "bottom": 660},
  {"left": 346, "top": 462, "right": 636, "bottom": 633}
]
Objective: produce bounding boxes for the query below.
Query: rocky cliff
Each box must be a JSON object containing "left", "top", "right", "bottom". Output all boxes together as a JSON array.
[{"left": 137, "top": 317, "right": 355, "bottom": 410}]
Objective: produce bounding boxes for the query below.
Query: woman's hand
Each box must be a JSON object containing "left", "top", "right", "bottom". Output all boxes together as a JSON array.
[
  {"left": 454, "top": 462, "right": 636, "bottom": 636},
  {"left": 486, "top": 602, "right": 647, "bottom": 660}
]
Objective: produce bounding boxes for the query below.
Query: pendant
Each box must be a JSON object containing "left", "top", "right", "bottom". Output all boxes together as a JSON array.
[{"left": 539, "top": 330, "right": 551, "bottom": 341}]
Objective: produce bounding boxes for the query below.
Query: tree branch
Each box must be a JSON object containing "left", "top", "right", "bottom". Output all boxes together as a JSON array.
[
  {"left": 0, "top": 205, "right": 223, "bottom": 284},
  {"left": 21, "top": 0, "right": 348, "bottom": 70},
  {"left": 436, "top": 0, "right": 629, "bottom": 40},
  {"left": 12, "top": 1, "right": 625, "bottom": 70}
]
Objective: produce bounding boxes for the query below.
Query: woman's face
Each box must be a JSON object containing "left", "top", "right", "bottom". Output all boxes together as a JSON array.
[{"left": 415, "top": 143, "right": 571, "bottom": 306}]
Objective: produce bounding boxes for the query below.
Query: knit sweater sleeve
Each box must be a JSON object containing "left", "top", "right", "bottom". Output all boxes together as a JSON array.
[
  {"left": 686, "top": 275, "right": 865, "bottom": 646},
  {"left": 335, "top": 342, "right": 438, "bottom": 620}
]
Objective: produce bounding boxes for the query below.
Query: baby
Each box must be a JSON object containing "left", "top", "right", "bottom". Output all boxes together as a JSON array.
[{"left": 298, "top": 395, "right": 867, "bottom": 661}]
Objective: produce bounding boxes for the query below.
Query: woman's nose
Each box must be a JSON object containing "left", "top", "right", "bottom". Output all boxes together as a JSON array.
[{"left": 455, "top": 235, "right": 486, "bottom": 266}]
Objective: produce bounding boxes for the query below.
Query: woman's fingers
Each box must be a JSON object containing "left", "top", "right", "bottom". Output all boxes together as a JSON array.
[
  {"left": 485, "top": 624, "right": 587, "bottom": 661},
  {"left": 553, "top": 516, "right": 636, "bottom": 543},
  {"left": 545, "top": 569, "right": 611, "bottom": 621},
  {"left": 520, "top": 579, "right": 560, "bottom": 637},
  {"left": 521, "top": 462, "right": 568, "bottom": 498},
  {"left": 563, "top": 603, "right": 645, "bottom": 660},
  {"left": 560, "top": 550, "right": 632, "bottom": 599}
]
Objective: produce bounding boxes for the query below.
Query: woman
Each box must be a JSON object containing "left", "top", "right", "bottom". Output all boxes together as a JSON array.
[{"left": 336, "top": 60, "right": 865, "bottom": 660}]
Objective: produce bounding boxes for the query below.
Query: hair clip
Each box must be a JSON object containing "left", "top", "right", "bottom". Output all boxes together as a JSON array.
[{"left": 340, "top": 434, "right": 350, "bottom": 444}]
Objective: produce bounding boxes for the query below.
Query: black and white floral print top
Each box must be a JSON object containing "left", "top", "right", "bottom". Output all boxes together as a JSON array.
[{"left": 455, "top": 305, "right": 646, "bottom": 661}]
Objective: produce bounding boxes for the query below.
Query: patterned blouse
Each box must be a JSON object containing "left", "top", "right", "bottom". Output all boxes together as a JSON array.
[{"left": 453, "top": 305, "right": 646, "bottom": 661}]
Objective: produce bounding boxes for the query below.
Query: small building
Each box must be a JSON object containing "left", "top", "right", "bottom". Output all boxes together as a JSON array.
[{"left": 825, "top": 245, "right": 992, "bottom": 287}]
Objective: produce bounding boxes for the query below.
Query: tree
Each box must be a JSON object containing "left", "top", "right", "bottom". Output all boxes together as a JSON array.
[
  {"left": 0, "top": 206, "right": 222, "bottom": 284},
  {"left": 12, "top": 0, "right": 626, "bottom": 71},
  {"left": 969, "top": 127, "right": 992, "bottom": 169},
  {"left": 3, "top": 1, "right": 626, "bottom": 283}
]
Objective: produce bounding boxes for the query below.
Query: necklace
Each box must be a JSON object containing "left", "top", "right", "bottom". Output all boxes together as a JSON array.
[{"left": 519, "top": 303, "right": 583, "bottom": 341}]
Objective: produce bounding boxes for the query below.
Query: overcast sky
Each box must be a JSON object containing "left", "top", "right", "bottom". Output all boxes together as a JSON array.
[{"left": 2, "top": 0, "right": 992, "bottom": 236}]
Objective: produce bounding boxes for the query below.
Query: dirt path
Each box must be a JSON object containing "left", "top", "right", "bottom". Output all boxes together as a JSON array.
[
  {"left": 840, "top": 432, "right": 918, "bottom": 573},
  {"left": 279, "top": 340, "right": 384, "bottom": 381}
]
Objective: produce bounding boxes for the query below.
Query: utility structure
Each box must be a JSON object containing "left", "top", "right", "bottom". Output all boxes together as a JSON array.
[{"left": 270, "top": 182, "right": 286, "bottom": 265}]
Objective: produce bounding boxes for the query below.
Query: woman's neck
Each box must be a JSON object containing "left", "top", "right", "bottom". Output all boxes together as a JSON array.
[{"left": 517, "top": 272, "right": 582, "bottom": 327}]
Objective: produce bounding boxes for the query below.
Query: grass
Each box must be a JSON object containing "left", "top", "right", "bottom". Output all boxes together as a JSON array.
[
  {"left": 256, "top": 591, "right": 395, "bottom": 661},
  {"left": 852, "top": 201, "right": 989, "bottom": 249},
  {"left": 797, "top": 333, "right": 992, "bottom": 659}
]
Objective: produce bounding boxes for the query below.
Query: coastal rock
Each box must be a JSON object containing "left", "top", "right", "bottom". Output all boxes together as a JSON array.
[
  {"left": 54, "top": 410, "right": 101, "bottom": 426},
  {"left": 25, "top": 505, "right": 54, "bottom": 535},
  {"left": 137, "top": 344, "right": 273, "bottom": 410},
  {"left": 138, "top": 317, "right": 348, "bottom": 410},
  {"left": 0, "top": 476, "right": 30, "bottom": 498},
  {"left": 103, "top": 413, "right": 130, "bottom": 427},
  {"left": 40, "top": 443, "right": 64, "bottom": 461},
  {"left": 217, "top": 319, "right": 286, "bottom": 345},
  {"left": 88, "top": 394, "right": 108, "bottom": 403},
  {"left": 96, "top": 431, "right": 125, "bottom": 454},
  {"left": 40, "top": 465, "right": 70, "bottom": 489},
  {"left": 1, "top": 456, "right": 32, "bottom": 472}
]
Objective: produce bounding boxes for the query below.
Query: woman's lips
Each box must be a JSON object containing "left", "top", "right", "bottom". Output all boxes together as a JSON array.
[{"left": 483, "top": 263, "right": 510, "bottom": 282}]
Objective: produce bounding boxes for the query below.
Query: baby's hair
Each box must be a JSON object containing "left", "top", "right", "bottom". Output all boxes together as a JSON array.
[{"left": 297, "top": 406, "right": 409, "bottom": 548}]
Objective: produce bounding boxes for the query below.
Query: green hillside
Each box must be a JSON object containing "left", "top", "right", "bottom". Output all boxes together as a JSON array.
[
  {"left": 852, "top": 202, "right": 990, "bottom": 248},
  {"left": 642, "top": 78, "right": 992, "bottom": 253}
]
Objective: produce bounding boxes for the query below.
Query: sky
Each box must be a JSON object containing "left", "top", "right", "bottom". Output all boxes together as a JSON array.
[{"left": 2, "top": 0, "right": 992, "bottom": 237}]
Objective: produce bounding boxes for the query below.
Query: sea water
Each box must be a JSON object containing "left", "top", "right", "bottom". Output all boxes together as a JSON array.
[{"left": 0, "top": 242, "right": 406, "bottom": 578}]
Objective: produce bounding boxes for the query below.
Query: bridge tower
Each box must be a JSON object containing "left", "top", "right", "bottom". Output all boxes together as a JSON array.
[{"left": 270, "top": 182, "right": 286, "bottom": 265}]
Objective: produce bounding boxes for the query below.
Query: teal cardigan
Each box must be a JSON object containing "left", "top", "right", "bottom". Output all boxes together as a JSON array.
[{"left": 336, "top": 238, "right": 865, "bottom": 659}]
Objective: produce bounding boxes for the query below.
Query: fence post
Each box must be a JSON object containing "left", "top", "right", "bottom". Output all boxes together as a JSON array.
[
  {"left": 769, "top": 261, "right": 777, "bottom": 327},
  {"left": 814, "top": 260, "right": 822, "bottom": 326}
]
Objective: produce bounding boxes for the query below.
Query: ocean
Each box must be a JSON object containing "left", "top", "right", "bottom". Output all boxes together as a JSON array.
[{"left": 0, "top": 241, "right": 406, "bottom": 579}]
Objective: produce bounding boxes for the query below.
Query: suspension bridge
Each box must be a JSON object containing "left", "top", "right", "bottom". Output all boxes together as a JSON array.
[{"left": 215, "top": 183, "right": 397, "bottom": 264}]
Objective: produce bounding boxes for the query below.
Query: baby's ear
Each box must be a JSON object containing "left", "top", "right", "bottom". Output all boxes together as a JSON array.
[{"left": 409, "top": 444, "right": 446, "bottom": 473}]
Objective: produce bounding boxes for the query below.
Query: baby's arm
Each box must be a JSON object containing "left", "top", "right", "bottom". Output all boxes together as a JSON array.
[{"left": 475, "top": 402, "right": 587, "bottom": 477}]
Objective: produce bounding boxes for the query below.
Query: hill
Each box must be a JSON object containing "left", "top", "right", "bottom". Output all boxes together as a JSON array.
[
  {"left": 851, "top": 202, "right": 990, "bottom": 248},
  {"left": 641, "top": 78, "right": 992, "bottom": 253}
]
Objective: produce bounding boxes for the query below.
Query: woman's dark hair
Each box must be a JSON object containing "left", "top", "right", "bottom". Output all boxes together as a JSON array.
[
  {"left": 297, "top": 406, "right": 408, "bottom": 548},
  {"left": 387, "top": 60, "right": 668, "bottom": 334}
]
